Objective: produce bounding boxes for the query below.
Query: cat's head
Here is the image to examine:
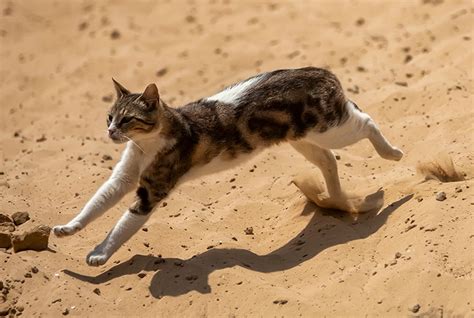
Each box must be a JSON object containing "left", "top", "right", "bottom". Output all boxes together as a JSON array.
[{"left": 106, "top": 79, "right": 162, "bottom": 143}]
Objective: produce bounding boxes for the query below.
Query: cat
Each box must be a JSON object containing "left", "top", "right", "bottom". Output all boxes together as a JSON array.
[{"left": 53, "top": 67, "right": 403, "bottom": 266}]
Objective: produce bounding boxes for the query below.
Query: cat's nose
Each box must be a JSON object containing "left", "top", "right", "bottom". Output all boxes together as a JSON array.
[{"left": 108, "top": 127, "right": 116, "bottom": 137}]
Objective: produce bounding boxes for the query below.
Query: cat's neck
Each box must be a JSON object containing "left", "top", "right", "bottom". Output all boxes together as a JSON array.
[{"left": 131, "top": 103, "right": 181, "bottom": 154}]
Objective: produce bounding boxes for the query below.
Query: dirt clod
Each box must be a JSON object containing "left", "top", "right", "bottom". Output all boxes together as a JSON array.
[
  {"left": 0, "top": 232, "right": 11, "bottom": 249},
  {"left": 0, "top": 214, "right": 12, "bottom": 224},
  {"left": 11, "top": 225, "right": 51, "bottom": 252},
  {"left": 11, "top": 212, "right": 30, "bottom": 226},
  {"left": 244, "top": 227, "right": 254, "bottom": 235}
]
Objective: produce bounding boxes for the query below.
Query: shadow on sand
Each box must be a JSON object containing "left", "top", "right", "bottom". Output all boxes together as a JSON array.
[{"left": 64, "top": 193, "right": 413, "bottom": 298}]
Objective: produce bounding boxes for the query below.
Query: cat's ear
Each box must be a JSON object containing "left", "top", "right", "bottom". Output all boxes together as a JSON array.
[
  {"left": 112, "top": 78, "right": 130, "bottom": 98},
  {"left": 138, "top": 83, "right": 160, "bottom": 109}
]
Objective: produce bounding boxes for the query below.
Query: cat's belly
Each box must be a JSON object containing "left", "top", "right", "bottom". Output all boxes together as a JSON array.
[{"left": 178, "top": 149, "right": 263, "bottom": 185}]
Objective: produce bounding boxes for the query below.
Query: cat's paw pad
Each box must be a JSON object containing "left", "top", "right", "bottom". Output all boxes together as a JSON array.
[
  {"left": 86, "top": 250, "right": 109, "bottom": 266},
  {"left": 53, "top": 223, "right": 82, "bottom": 237}
]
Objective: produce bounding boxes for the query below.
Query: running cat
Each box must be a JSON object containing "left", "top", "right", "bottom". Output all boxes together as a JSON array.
[{"left": 53, "top": 67, "right": 403, "bottom": 266}]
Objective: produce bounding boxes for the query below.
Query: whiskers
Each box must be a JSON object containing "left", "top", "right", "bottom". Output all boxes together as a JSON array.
[{"left": 123, "top": 135, "right": 146, "bottom": 154}]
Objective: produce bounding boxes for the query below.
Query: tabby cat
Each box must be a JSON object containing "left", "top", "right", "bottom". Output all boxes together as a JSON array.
[{"left": 53, "top": 67, "right": 403, "bottom": 266}]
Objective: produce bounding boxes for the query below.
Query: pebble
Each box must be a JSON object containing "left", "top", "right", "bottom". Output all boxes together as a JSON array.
[
  {"left": 455, "top": 186, "right": 462, "bottom": 193},
  {"left": 93, "top": 288, "right": 101, "bottom": 296},
  {"left": 410, "top": 304, "right": 421, "bottom": 313},
  {"left": 102, "top": 154, "right": 113, "bottom": 161},
  {"left": 62, "top": 308, "right": 69, "bottom": 315},
  {"left": 395, "top": 252, "right": 402, "bottom": 259},
  {"left": 11, "top": 212, "right": 30, "bottom": 226},
  {"left": 110, "top": 29, "right": 121, "bottom": 39},
  {"left": 137, "top": 272, "right": 147, "bottom": 279},
  {"left": 435, "top": 192, "right": 446, "bottom": 201},
  {"left": 0, "top": 214, "right": 12, "bottom": 223},
  {"left": 0, "top": 232, "right": 11, "bottom": 249},
  {"left": 244, "top": 227, "right": 254, "bottom": 235},
  {"left": 36, "top": 135, "right": 47, "bottom": 142},
  {"left": 156, "top": 68, "right": 168, "bottom": 77},
  {"left": 273, "top": 299, "right": 288, "bottom": 305}
]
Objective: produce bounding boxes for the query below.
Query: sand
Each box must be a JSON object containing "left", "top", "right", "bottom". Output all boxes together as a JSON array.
[{"left": 0, "top": 0, "right": 473, "bottom": 317}]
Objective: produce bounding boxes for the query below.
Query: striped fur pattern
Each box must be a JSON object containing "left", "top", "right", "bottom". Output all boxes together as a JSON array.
[{"left": 53, "top": 67, "right": 403, "bottom": 266}]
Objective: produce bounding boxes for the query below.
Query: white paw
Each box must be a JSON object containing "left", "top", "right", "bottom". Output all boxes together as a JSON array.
[
  {"left": 390, "top": 147, "right": 404, "bottom": 161},
  {"left": 86, "top": 249, "right": 110, "bottom": 266},
  {"left": 53, "top": 222, "right": 83, "bottom": 237}
]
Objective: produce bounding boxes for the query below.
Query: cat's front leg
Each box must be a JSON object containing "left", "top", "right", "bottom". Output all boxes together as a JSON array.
[
  {"left": 86, "top": 210, "right": 150, "bottom": 266},
  {"left": 86, "top": 187, "right": 165, "bottom": 266},
  {"left": 53, "top": 145, "right": 140, "bottom": 237}
]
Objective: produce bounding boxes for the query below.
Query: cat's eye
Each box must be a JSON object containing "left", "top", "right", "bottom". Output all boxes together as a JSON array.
[{"left": 119, "top": 116, "right": 133, "bottom": 125}]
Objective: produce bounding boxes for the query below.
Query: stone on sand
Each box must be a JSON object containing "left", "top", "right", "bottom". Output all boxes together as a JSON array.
[
  {"left": 11, "top": 225, "right": 51, "bottom": 252},
  {"left": 11, "top": 212, "right": 30, "bottom": 226}
]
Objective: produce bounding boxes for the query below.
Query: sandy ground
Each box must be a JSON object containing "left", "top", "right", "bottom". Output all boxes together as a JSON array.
[{"left": 0, "top": 0, "right": 473, "bottom": 317}]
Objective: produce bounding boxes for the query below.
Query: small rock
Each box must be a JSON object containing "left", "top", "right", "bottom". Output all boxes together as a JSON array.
[
  {"left": 62, "top": 308, "right": 69, "bottom": 316},
  {"left": 36, "top": 135, "right": 47, "bottom": 142},
  {"left": 395, "top": 252, "right": 402, "bottom": 259},
  {"left": 11, "top": 212, "right": 30, "bottom": 226},
  {"left": 24, "top": 272, "right": 32, "bottom": 278},
  {"left": 410, "top": 304, "right": 421, "bottom": 313},
  {"left": 0, "top": 232, "right": 11, "bottom": 249},
  {"left": 156, "top": 68, "right": 168, "bottom": 77},
  {"left": 110, "top": 29, "right": 121, "bottom": 39},
  {"left": 244, "top": 227, "right": 254, "bottom": 235},
  {"left": 102, "top": 154, "right": 113, "bottom": 161},
  {"left": 31, "top": 266, "right": 39, "bottom": 274},
  {"left": 455, "top": 186, "right": 462, "bottom": 193},
  {"left": 435, "top": 192, "right": 446, "bottom": 201},
  {"left": 355, "top": 18, "right": 365, "bottom": 26},
  {"left": 137, "top": 272, "right": 147, "bottom": 279},
  {"left": 0, "top": 223, "right": 15, "bottom": 232},
  {"left": 0, "top": 303, "right": 10, "bottom": 316},
  {"left": 11, "top": 225, "right": 51, "bottom": 252},
  {"left": 0, "top": 214, "right": 12, "bottom": 223},
  {"left": 102, "top": 95, "right": 113, "bottom": 103},
  {"left": 93, "top": 288, "right": 101, "bottom": 296},
  {"left": 16, "top": 306, "right": 24, "bottom": 313},
  {"left": 273, "top": 299, "right": 288, "bottom": 305}
]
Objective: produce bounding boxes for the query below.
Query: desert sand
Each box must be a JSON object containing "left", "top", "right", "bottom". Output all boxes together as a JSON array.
[{"left": 0, "top": 0, "right": 473, "bottom": 317}]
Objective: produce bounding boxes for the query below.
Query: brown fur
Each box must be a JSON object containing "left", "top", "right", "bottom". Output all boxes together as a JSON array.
[{"left": 108, "top": 67, "right": 350, "bottom": 215}]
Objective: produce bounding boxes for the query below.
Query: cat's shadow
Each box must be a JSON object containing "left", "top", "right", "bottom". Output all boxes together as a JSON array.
[{"left": 64, "top": 193, "right": 413, "bottom": 298}]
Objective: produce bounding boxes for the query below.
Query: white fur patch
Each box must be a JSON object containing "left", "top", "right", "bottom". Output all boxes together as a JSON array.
[
  {"left": 304, "top": 101, "right": 372, "bottom": 149},
  {"left": 206, "top": 74, "right": 264, "bottom": 104}
]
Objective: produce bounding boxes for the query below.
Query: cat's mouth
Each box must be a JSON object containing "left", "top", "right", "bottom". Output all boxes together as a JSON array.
[{"left": 109, "top": 133, "right": 127, "bottom": 144}]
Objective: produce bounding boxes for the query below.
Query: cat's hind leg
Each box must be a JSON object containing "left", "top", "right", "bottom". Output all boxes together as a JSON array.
[
  {"left": 290, "top": 140, "right": 383, "bottom": 213},
  {"left": 306, "top": 101, "right": 403, "bottom": 161}
]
